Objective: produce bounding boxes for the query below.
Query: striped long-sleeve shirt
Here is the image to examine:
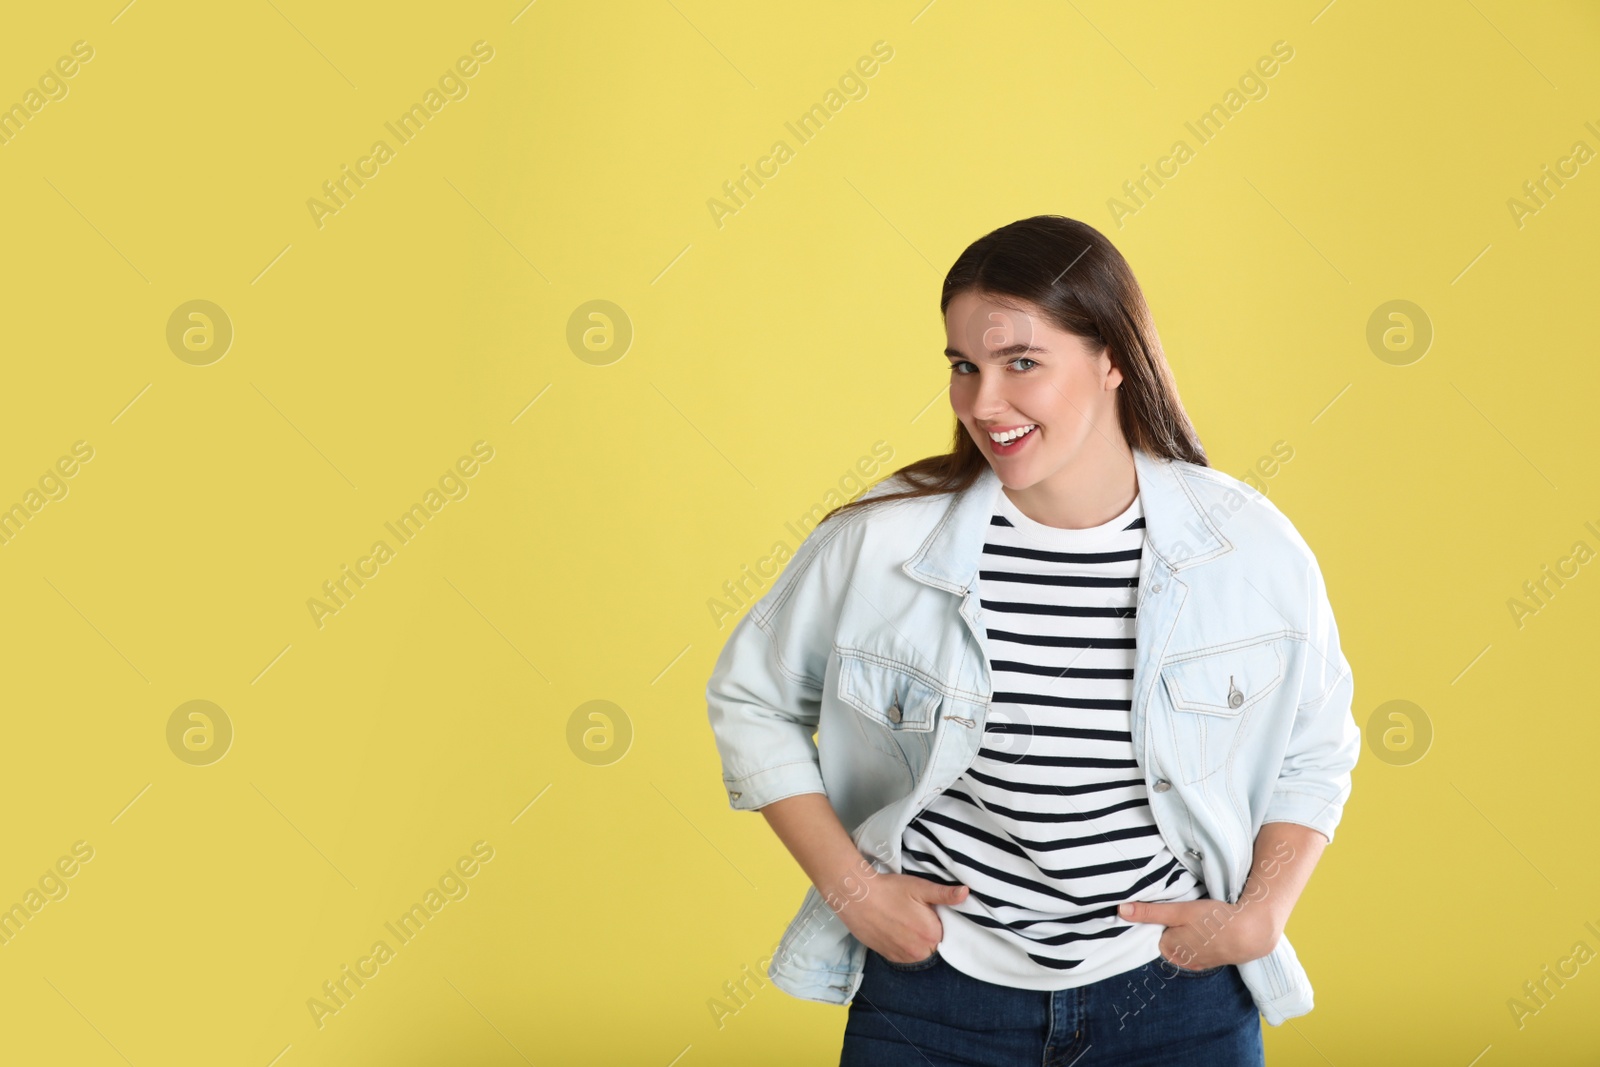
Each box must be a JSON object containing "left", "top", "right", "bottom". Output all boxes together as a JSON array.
[{"left": 899, "top": 486, "right": 1206, "bottom": 989}]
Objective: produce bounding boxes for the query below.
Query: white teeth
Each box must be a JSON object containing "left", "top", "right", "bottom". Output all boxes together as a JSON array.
[{"left": 989, "top": 425, "right": 1036, "bottom": 444}]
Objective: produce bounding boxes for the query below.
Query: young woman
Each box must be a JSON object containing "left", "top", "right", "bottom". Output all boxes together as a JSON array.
[{"left": 705, "top": 215, "right": 1360, "bottom": 1066}]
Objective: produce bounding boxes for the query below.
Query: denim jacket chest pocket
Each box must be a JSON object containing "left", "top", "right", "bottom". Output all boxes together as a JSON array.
[
  {"left": 1159, "top": 636, "right": 1286, "bottom": 785},
  {"left": 833, "top": 650, "right": 943, "bottom": 791},
  {"left": 835, "top": 650, "right": 942, "bottom": 733}
]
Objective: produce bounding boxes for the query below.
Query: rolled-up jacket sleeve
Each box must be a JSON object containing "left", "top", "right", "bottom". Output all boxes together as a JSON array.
[
  {"left": 1261, "top": 558, "right": 1360, "bottom": 842},
  {"left": 705, "top": 518, "right": 854, "bottom": 812}
]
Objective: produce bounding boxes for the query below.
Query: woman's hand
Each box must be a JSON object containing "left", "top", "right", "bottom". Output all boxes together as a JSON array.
[
  {"left": 833, "top": 871, "right": 970, "bottom": 965},
  {"left": 1116, "top": 896, "right": 1280, "bottom": 971}
]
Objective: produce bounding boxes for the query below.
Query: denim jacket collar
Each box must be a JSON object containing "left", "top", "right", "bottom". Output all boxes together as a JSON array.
[{"left": 902, "top": 446, "right": 1234, "bottom": 594}]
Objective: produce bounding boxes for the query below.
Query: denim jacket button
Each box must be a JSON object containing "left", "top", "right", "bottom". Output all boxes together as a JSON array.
[
  {"left": 1152, "top": 779, "right": 1171, "bottom": 792},
  {"left": 887, "top": 702, "right": 902, "bottom": 724},
  {"left": 729, "top": 791, "right": 742, "bottom": 800},
  {"left": 1186, "top": 848, "right": 1202, "bottom": 860}
]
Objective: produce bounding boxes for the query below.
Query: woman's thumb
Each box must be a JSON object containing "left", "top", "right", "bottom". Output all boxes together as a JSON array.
[{"left": 935, "top": 883, "right": 969, "bottom": 904}]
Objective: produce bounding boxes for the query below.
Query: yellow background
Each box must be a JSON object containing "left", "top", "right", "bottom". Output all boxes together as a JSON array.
[{"left": 1, "top": 0, "right": 1597, "bottom": 1063}]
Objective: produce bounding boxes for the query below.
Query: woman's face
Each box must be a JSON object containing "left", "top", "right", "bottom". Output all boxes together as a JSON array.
[{"left": 943, "top": 289, "right": 1124, "bottom": 491}]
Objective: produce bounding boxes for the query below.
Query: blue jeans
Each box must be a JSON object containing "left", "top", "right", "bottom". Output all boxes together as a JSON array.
[{"left": 838, "top": 947, "right": 1265, "bottom": 1066}]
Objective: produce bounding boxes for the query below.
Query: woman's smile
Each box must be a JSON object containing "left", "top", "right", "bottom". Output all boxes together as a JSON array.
[{"left": 986, "top": 423, "right": 1038, "bottom": 455}]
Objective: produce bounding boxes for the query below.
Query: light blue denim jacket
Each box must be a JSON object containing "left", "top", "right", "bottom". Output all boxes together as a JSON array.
[{"left": 705, "top": 447, "right": 1359, "bottom": 1025}]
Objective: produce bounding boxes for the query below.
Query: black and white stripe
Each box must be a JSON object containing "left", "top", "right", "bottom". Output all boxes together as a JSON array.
[{"left": 900, "top": 487, "right": 1203, "bottom": 989}]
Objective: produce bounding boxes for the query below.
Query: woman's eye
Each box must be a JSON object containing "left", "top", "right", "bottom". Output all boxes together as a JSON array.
[{"left": 949, "top": 357, "right": 1037, "bottom": 375}]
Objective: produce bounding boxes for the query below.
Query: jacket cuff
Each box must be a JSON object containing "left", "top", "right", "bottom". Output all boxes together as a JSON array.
[
  {"left": 723, "top": 759, "right": 828, "bottom": 811},
  {"left": 1261, "top": 785, "right": 1347, "bottom": 843}
]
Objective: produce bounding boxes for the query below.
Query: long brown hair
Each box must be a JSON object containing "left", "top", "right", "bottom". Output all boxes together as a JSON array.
[{"left": 822, "top": 214, "right": 1207, "bottom": 525}]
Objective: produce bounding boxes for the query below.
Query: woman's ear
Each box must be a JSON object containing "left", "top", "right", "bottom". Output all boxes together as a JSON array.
[{"left": 1103, "top": 349, "right": 1123, "bottom": 390}]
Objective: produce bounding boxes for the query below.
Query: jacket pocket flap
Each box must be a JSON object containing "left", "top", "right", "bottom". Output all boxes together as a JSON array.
[
  {"left": 835, "top": 651, "right": 940, "bottom": 732},
  {"left": 1161, "top": 639, "right": 1285, "bottom": 717}
]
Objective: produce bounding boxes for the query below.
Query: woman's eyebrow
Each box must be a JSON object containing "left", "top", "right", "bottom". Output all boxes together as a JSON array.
[{"left": 944, "top": 342, "right": 1047, "bottom": 360}]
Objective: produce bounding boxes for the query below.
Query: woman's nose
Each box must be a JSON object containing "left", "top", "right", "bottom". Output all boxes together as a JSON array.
[{"left": 970, "top": 369, "right": 1010, "bottom": 416}]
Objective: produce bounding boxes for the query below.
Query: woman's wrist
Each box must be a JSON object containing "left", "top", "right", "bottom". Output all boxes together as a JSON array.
[
  {"left": 819, "top": 852, "right": 882, "bottom": 914},
  {"left": 1232, "top": 893, "right": 1286, "bottom": 960}
]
